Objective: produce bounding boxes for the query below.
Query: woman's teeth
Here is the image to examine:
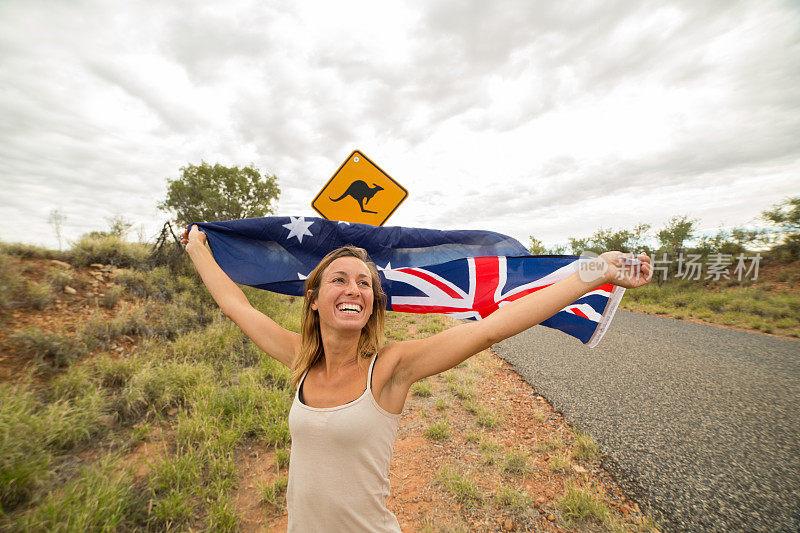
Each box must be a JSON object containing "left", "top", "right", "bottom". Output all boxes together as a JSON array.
[{"left": 336, "top": 303, "right": 362, "bottom": 313}]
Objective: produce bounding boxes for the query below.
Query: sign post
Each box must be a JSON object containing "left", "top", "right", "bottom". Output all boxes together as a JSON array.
[{"left": 312, "top": 150, "right": 408, "bottom": 226}]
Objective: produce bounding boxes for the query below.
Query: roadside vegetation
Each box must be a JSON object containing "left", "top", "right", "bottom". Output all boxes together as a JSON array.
[
  {"left": 4, "top": 181, "right": 793, "bottom": 530},
  {"left": 388, "top": 321, "right": 661, "bottom": 531},
  {"left": 2, "top": 233, "right": 661, "bottom": 531},
  {"left": 0, "top": 230, "right": 298, "bottom": 530},
  {"left": 529, "top": 196, "right": 800, "bottom": 338}
]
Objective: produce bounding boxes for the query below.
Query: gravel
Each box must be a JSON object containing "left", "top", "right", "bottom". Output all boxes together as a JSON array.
[{"left": 494, "top": 310, "right": 800, "bottom": 532}]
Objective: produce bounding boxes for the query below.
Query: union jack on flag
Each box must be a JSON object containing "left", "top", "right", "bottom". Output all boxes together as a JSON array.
[
  {"left": 383, "top": 255, "right": 623, "bottom": 347},
  {"left": 194, "top": 216, "right": 624, "bottom": 347}
]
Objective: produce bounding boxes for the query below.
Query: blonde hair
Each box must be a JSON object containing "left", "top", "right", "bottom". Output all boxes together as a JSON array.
[{"left": 291, "top": 246, "right": 386, "bottom": 387}]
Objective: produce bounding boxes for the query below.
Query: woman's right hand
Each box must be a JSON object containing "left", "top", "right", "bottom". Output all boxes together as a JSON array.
[{"left": 181, "top": 225, "right": 207, "bottom": 249}]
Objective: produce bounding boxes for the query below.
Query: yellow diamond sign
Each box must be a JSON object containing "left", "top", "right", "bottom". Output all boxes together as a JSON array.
[{"left": 312, "top": 150, "right": 408, "bottom": 226}]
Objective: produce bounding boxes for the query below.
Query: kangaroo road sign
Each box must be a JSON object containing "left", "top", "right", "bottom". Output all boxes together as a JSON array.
[{"left": 311, "top": 150, "right": 408, "bottom": 226}]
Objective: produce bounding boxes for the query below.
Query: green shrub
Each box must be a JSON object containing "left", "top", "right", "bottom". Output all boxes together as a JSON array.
[
  {"left": 94, "top": 352, "right": 137, "bottom": 389},
  {"left": 494, "top": 485, "right": 532, "bottom": 510},
  {"left": 206, "top": 493, "right": 239, "bottom": 531},
  {"left": 79, "top": 306, "right": 152, "bottom": 350},
  {"left": 9, "top": 328, "right": 86, "bottom": 370},
  {"left": 478, "top": 440, "right": 501, "bottom": 454},
  {"left": 550, "top": 452, "right": 571, "bottom": 473},
  {"left": 573, "top": 432, "right": 600, "bottom": 462},
  {"left": 39, "top": 388, "right": 108, "bottom": 450},
  {"left": 69, "top": 234, "right": 149, "bottom": 269},
  {"left": 447, "top": 376, "right": 475, "bottom": 400},
  {"left": 0, "top": 242, "right": 63, "bottom": 260},
  {"left": 147, "top": 454, "right": 200, "bottom": 527},
  {"left": 558, "top": 482, "right": 609, "bottom": 525},
  {"left": 475, "top": 406, "right": 500, "bottom": 428},
  {"left": 261, "top": 477, "right": 288, "bottom": 509},
  {"left": 100, "top": 285, "right": 125, "bottom": 308},
  {"left": 168, "top": 317, "right": 253, "bottom": 365},
  {"left": 0, "top": 252, "right": 23, "bottom": 309},
  {"left": 0, "top": 383, "right": 52, "bottom": 511},
  {"left": 437, "top": 465, "right": 483, "bottom": 508},
  {"left": 411, "top": 379, "right": 433, "bottom": 397},
  {"left": 425, "top": 420, "right": 451, "bottom": 440},
  {"left": 151, "top": 293, "right": 215, "bottom": 339},
  {"left": 115, "top": 266, "right": 196, "bottom": 301},
  {"left": 13, "top": 454, "right": 146, "bottom": 531},
  {"left": 179, "top": 371, "right": 292, "bottom": 451},
  {"left": 46, "top": 266, "right": 73, "bottom": 291},
  {"left": 51, "top": 364, "right": 95, "bottom": 401},
  {"left": 25, "top": 281, "right": 55, "bottom": 309},
  {"left": 275, "top": 449, "right": 291, "bottom": 470},
  {"left": 502, "top": 450, "right": 530, "bottom": 475},
  {"left": 116, "top": 360, "right": 214, "bottom": 422},
  {"left": 0, "top": 381, "right": 109, "bottom": 512}
]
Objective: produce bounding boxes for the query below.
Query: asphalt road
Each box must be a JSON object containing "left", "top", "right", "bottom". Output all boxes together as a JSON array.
[{"left": 493, "top": 310, "right": 800, "bottom": 532}]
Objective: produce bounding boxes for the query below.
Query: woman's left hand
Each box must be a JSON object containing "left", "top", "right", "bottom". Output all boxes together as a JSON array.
[{"left": 597, "top": 251, "right": 653, "bottom": 289}]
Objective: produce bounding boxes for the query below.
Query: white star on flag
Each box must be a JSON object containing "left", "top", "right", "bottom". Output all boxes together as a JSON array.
[
  {"left": 282, "top": 216, "right": 314, "bottom": 243},
  {"left": 297, "top": 273, "right": 308, "bottom": 280},
  {"left": 377, "top": 262, "right": 392, "bottom": 271}
]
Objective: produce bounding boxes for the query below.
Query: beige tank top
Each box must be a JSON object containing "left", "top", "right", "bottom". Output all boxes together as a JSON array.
[{"left": 287, "top": 353, "right": 402, "bottom": 533}]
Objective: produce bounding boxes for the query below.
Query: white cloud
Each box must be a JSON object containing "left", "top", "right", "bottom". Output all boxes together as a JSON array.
[{"left": 0, "top": 0, "right": 797, "bottom": 250}]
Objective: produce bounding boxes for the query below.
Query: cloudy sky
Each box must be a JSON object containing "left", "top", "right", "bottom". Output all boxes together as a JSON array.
[{"left": 1, "top": 0, "right": 798, "bottom": 250}]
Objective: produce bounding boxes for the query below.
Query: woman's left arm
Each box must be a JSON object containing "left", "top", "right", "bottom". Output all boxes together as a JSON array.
[{"left": 388, "top": 251, "right": 652, "bottom": 386}]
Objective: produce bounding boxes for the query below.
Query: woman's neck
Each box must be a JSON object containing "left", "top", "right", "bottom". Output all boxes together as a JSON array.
[{"left": 318, "top": 328, "right": 362, "bottom": 378}]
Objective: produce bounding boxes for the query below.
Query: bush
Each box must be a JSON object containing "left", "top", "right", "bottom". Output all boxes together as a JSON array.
[
  {"left": 100, "top": 285, "right": 124, "bottom": 308},
  {"left": 573, "top": 432, "right": 601, "bottom": 462},
  {"left": 51, "top": 364, "right": 95, "bottom": 401},
  {"left": 25, "top": 281, "right": 55, "bottom": 309},
  {"left": 436, "top": 465, "right": 483, "bottom": 508},
  {"left": 115, "top": 266, "right": 197, "bottom": 302},
  {"left": 46, "top": 266, "right": 73, "bottom": 291},
  {"left": 79, "top": 305, "right": 152, "bottom": 350},
  {"left": 0, "top": 242, "right": 63, "bottom": 260},
  {"left": 13, "top": 455, "right": 144, "bottom": 531},
  {"left": 9, "top": 328, "right": 86, "bottom": 371},
  {"left": 0, "top": 381, "right": 109, "bottom": 513},
  {"left": 502, "top": 450, "right": 530, "bottom": 475},
  {"left": 39, "top": 388, "right": 108, "bottom": 450},
  {"left": 94, "top": 353, "right": 137, "bottom": 389},
  {"left": 153, "top": 294, "right": 216, "bottom": 340},
  {"left": 0, "top": 383, "right": 52, "bottom": 511},
  {"left": 558, "top": 482, "right": 609, "bottom": 525},
  {"left": 116, "top": 360, "right": 214, "bottom": 422},
  {"left": 0, "top": 251, "right": 23, "bottom": 309},
  {"left": 69, "top": 234, "right": 149, "bottom": 269}
]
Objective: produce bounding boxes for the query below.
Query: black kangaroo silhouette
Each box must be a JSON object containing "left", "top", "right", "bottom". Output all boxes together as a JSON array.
[{"left": 329, "top": 180, "right": 384, "bottom": 214}]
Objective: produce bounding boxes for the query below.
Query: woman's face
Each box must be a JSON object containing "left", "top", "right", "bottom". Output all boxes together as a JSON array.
[{"left": 311, "top": 257, "right": 375, "bottom": 332}]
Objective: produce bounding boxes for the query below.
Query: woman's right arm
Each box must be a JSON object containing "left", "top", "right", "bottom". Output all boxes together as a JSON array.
[{"left": 183, "top": 225, "right": 300, "bottom": 368}]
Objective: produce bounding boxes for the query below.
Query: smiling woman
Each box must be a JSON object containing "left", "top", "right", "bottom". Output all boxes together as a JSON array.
[{"left": 181, "top": 224, "right": 652, "bottom": 532}]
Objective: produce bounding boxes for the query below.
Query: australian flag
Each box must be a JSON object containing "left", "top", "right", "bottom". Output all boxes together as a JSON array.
[{"left": 194, "top": 216, "right": 625, "bottom": 348}]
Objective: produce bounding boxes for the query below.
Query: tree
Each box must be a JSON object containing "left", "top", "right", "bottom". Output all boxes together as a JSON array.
[
  {"left": 761, "top": 196, "right": 800, "bottom": 261},
  {"left": 528, "top": 236, "right": 548, "bottom": 255},
  {"left": 762, "top": 196, "right": 800, "bottom": 233},
  {"left": 657, "top": 215, "right": 696, "bottom": 258},
  {"left": 83, "top": 215, "right": 135, "bottom": 240},
  {"left": 629, "top": 223, "right": 652, "bottom": 254},
  {"left": 695, "top": 225, "right": 761, "bottom": 257},
  {"left": 158, "top": 162, "right": 281, "bottom": 227},
  {"left": 591, "top": 227, "right": 634, "bottom": 253},
  {"left": 527, "top": 237, "right": 569, "bottom": 255},
  {"left": 568, "top": 237, "right": 593, "bottom": 255},
  {"left": 106, "top": 215, "right": 134, "bottom": 238},
  {"left": 48, "top": 209, "right": 66, "bottom": 250}
]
